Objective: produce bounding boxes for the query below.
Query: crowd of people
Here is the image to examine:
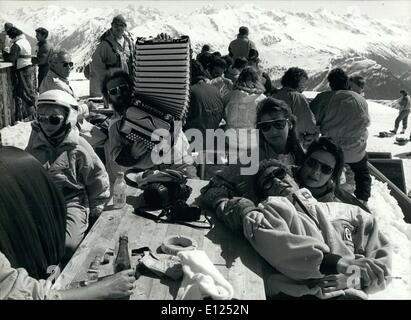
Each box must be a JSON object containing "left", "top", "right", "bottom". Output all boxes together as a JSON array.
[{"left": 0, "top": 16, "right": 402, "bottom": 300}]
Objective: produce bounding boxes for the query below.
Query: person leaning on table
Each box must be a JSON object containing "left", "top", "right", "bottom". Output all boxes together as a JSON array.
[{"left": 0, "top": 146, "right": 135, "bottom": 300}]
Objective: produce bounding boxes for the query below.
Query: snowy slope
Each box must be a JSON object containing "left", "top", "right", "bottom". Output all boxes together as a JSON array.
[
  {"left": 1, "top": 92, "right": 410, "bottom": 299},
  {"left": 0, "top": 3, "right": 410, "bottom": 98}
]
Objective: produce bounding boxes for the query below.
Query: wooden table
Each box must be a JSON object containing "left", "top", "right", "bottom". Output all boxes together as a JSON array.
[{"left": 53, "top": 179, "right": 267, "bottom": 300}]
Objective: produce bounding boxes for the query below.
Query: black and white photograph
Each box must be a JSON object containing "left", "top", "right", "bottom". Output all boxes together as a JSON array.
[{"left": 0, "top": 0, "right": 410, "bottom": 303}]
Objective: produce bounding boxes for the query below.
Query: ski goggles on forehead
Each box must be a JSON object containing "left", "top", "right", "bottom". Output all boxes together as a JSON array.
[
  {"left": 37, "top": 114, "right": 65, "bottom": 125},
  {"left": 257, "top": 119, "right": 288, "bottom": 132},
  {"left": 305, "top": 157, "right": 334, "bottom": 175},
  {"left": 261, "top": 167, "right": 287, "bottom": 191},
  {"left": 108, "top": 84, "right": 129, "bottom": 96}
]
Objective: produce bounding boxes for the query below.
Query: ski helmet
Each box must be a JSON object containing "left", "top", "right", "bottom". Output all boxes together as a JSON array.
[{"left": 36, "top": 90, "right": 79, "bottom": 127}]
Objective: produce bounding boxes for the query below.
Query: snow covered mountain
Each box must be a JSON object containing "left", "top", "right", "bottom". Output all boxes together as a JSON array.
[{"left": 1, "top": 3, "right": 410, "bottom": 99}]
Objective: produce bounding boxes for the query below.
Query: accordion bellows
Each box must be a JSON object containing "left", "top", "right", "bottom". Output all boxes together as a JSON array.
[
  {"left": 131, "top": 36, "right": 191, "bottom": 120},
  {"left": 121, "top": 36, "right": 191, "bottom": 150}
]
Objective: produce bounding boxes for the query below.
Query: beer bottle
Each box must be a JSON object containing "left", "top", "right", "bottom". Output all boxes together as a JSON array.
[
  {"left": 113, "top": 172, "right": 127, "bottom": 209},
  {"left": 114, "top": 234, "right": 131, "bottom": 273}
]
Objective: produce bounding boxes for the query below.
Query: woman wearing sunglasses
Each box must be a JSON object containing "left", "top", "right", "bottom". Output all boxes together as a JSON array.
[{"left": 25, "top": 90, "right": 110, "bottom": 260}]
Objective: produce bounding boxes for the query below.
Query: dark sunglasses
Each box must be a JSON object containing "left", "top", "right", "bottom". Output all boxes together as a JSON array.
[
  {"left": 261, "top": 167, "right": 287, "bottom": 191},
  {"left": 257, "top": 119, "right": 288, "bottom": 132},
  {"left": 37, "top": 114, "right": 65, "bottom": 125},
  {"left": 62, "top": 61, "right": 74, "bottom": 68},
  {"left": 305, "top": 157, "right": 334, "bottom": 175},
  {"left": 108, "top": 84, "right": 129, "bottom": 96}
]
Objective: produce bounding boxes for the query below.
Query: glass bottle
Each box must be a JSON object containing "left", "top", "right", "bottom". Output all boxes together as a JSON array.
[
  {"left": 113, "top": 171, "right": 127, "bottom": 209},
  {"left": 114, "top": 234, "right": 131, "bottom": 273}
]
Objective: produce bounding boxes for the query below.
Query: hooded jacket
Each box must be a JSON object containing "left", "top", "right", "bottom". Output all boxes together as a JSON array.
[
  {"left": 311, "top": 90, "right": 370, "bottom": 163},
  {"left": 214, "top": 191, "right": 391, "bottom": 299},
  {"left": 25, "top": 122, "right": 110, "bottom": 214}
]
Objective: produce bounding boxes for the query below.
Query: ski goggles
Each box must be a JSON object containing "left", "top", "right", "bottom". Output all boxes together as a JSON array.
[
  {"left": 257, "top": 119, "right": 288, "bottom": 132},
  {"left": 61, "top": 61, "right": 74, "bottom": 68},
  {"left": 305, "top": 157, "right": 334, "bottom": 175},
  {"left": 108, "top": 84, "right": 129, "bottom": 96},
  {"left": 37, "top": 114, "right": 65, "bottom": 125},
  {"left": 261, "top": 167, "right": 287, "bottom": 191}
]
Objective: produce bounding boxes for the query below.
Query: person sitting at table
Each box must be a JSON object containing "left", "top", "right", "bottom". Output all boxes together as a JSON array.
[
  {"left": 25, "top": 90, "right": 110, "bottom": 259},
  {"left": 199, "top": 137, "right": 367, "bottom": 220},
  {"left": 102, "top": 69, "right": 198, "bottom": 178},
  {"left": 0, "top": 146, "right": 135, "bottom": 300},
  {"left": 204, "top": 157, "right": 391, "bottom": 299}
]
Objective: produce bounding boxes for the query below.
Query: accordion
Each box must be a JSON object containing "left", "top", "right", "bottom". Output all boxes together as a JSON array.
[{"left": 131, "top": 35, "right": 191, "bottom": 121}]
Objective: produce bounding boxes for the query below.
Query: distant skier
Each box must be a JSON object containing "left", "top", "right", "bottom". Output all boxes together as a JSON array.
[
  {"left": 390, "top": 90, "right": 410, "bottom": 135},
  {"left": 228, "top": 26, "right": 257, "bottom": 61}
]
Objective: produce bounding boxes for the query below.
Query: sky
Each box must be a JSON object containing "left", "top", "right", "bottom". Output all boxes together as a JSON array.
[{"left": 0, "top": 0, "right": 410, "bottom": 21}]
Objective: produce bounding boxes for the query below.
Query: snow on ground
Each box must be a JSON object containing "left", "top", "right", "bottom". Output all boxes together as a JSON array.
[{"left": 1, "top": 82, "right": 410, "bottom": 299}]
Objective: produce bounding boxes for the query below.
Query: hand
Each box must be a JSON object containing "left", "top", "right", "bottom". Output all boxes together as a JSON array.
[
  {"left": 336, "top": 257, "right": 387, "bottom": 288},
  {"left": 94, "top": 269, "right": 136, "bottom": 299},
  {"left": 130, "top": 141, "right": 149, "bottom": 159},
  {"left": 317, "top": 274, "right": 350, "bottom": 293},
  {"left": 243, "top": 211, "right": 270, "bottom": 240}
]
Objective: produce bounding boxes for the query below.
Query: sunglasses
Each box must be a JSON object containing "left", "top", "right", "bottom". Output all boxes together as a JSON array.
[
  {"left": 261, "top": 167, "right": 287, "bottom": 191},
  {"left": 37, "top": 114, "right": 65, "bottom": 125},
  {"left": 305, "top": 157, "right": 334, "bottom": 175},
  {"left": 108, "top": 84, "right": 129, "bottom": 96},
  {"left": 257, "top": 119, "right": 288, "bottom": 132},
  {"left": 62, "top": 61, "right": 74, "bottom": 68}
]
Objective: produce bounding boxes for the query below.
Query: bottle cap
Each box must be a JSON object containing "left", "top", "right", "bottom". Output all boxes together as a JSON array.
[{"left": 117, "top": 171, "right": 124, "bottom": 177}]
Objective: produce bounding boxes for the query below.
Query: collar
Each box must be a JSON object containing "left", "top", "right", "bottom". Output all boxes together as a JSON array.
[{"left": 48, "top": 69, "right": 70, "bottom": 85}]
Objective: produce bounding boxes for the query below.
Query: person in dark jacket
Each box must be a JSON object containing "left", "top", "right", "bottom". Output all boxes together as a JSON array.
[
  {"left": 228, "top": 26, "right": 256, "bottom": 61},
  {"left": 32, "top": 27, "right": 51, "bottom": 90}
]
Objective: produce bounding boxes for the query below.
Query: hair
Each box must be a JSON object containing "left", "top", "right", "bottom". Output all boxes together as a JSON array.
[
  {"left": 233, "top": 56, "right": 248, "bottom": 70},
  {"left": 304, "top": 136, "right": 345, "bottom": 188},
  {"left": 6, "top": 26, "right": 23, "bottom": 39},
  {"left": 349, "top": 75, "right": 366, "bottom": 89},
  {"left": 239, "top": 26, "right": 249, "bottom": 35},
  {"left": 212, "top": 51, "right": 222, "bottom": 58},
  {"left": 400, "top": 89, "right": 408, "bottom": 96},
  {"left": 254, "top": 158, "right": 294, "bottom": 195},
  {"left": 101, "top": 68, "right": 133, "bottom": 112},
  {"left": 201, "top": 44, "right": 210, "bottom": 52},
  {"left": 256, "top": 97, "right": 305, "bottom": 165},
  {"left": 35, "top": 27, "right": 49, "bottom": 38},
  {"left": 0, "top": 146, "right": 66, "bottom": 280},
  {"left": 49, "top": 48, "right": 71, "bottom": 64},
  {"left": 327, "top": 68, "right": 349, "bottom": 91},
  {"left": 281, "top": 67, "right": 308, "bottom": 89}
]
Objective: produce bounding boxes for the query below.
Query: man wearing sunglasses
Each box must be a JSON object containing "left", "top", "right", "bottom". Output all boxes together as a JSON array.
[
  {"left": 89, "top": 14, "right": 134, "bottom": 97},
  {"left": 26, "top": 90, "right": 110, "bottom": 259},
  {"left": 39, "top": 49, "right": 75, "bottom": 96}
]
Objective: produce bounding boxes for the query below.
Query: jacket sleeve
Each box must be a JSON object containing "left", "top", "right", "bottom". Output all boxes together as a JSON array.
[
  {"left": 0, "top": 252, "right": 61, "bottom": 300},
  {"left": 33, "top": 43, "right": 50, "bottom": 65},
  {"left": 216, "top": 197, "right": 259, "bottom": 233},
  {"left": 249, "top": 199, "right": 333, "bottom": 281},
  {"left": 77, "top": 141, "right": 110, "bottom": 215}
]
